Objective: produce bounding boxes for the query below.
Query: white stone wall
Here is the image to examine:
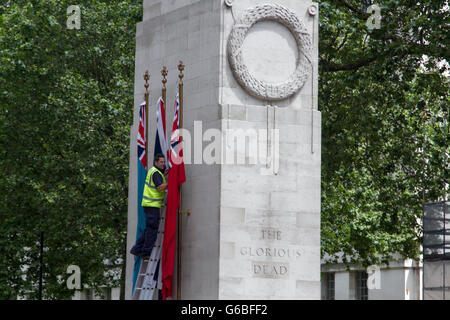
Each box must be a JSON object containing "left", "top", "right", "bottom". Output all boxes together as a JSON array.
[
  {"left": 218, "top": 0, "right": 320, "bottom": 299},
  {"left": 219, "top": 106, "right": 321, "bottom": 299},
  {"left": 368, "top": 268, "right": 405, "bottom": 300}
]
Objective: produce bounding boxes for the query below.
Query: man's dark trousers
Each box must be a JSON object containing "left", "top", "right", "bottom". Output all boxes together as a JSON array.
[{"left": 131, "top": 206, "right": 160, "bottom": 256}]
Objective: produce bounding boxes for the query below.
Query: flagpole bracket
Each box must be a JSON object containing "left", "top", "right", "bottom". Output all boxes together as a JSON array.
[{"left": 179, "top": 209, "right": 191, "bottom": 216}]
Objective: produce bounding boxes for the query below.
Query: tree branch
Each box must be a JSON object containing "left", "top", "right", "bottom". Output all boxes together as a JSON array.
[
  {"left": 321, "top": 41, "right": 439, "bottom": 73},
  {"left": 333, "top": 0, "right": 369, "bottom": 20},
  {"left": 321, "top": 55, "right": 379, "bottom": 72},
  {"left": 336, "top": 33, "right": 349, "bottom": 52}
]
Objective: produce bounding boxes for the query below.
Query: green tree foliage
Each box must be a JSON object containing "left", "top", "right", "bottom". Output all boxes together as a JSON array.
[
  {"left": 319, "top": 0, "right": 449, "bottom": 266},
  {"left": 0, "top": 0, "right": 142, "bottom": 299}
]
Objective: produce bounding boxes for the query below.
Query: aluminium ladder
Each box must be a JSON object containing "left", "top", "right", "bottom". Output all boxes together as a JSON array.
[{"left": 132, "top": 206, "right": 166, "bottom": 300}]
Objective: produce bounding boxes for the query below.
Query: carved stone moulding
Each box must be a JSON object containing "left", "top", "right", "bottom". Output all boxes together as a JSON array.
[{"left": 227, "top": 3, "right": 313, "bottom": 102}]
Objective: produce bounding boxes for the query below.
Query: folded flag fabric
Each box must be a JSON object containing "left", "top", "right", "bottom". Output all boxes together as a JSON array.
[
  {"left": 162, "top": 94, "right": 186, "bottom": 299},
  {"left": 132, "top": 101, "right": 147, "bottom": 295},
  {"left": 154, "top": 97, "right": 168, "bottom": 163}
]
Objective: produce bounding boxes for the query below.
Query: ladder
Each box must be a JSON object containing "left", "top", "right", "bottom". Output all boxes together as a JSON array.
[{"left": 132, "top": 206, "right": 166, "bottom": 300}]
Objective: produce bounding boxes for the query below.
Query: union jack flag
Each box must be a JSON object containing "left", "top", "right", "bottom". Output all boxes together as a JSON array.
[
  {"left": 137, "top": 101, "right": 146, "bottom": 169},
  {"left": 168, "top": 94, "right": 181, "bottom": 167}
]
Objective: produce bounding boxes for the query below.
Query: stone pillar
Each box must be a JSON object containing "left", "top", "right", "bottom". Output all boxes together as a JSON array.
[{"left": 126, "top": 0, "right": 320, "bottom": 299}]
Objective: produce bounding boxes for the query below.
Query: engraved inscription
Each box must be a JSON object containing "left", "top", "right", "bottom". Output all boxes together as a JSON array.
[
  {"left": 240, "top": 246, "right": 301, "bottom": 259},
  {"left": 252, "top": 261, "right": 289, "bottom": 279},
  {"left": 261, "top": 228, "right": 282, "bottom": 241},
  {"left": 243, "top": 228, "right": 302, "bottom": 279}
]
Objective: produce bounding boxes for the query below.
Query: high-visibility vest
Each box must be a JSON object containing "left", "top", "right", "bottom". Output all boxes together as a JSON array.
[{"left": 141, "top": 166, "right": 166, "bottom": 208}]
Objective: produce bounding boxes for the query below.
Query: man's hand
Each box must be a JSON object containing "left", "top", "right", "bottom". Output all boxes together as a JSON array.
[{"left": 157, "top": 183, "right": 168, "bottom": 191}]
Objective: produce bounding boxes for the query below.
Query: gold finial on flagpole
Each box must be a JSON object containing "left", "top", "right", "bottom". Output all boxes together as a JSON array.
[
  {"left": 161, "top": 66, "right": 167, "bottom": 104},
  {"left": 178, "top": 61, "right": 184, "bottom": 131},
  {"left": 178, "top": 61, "right": 184, "bottom": 85},
  {"left": 144, "top": 70, "right": 150, "bottom": 94},
  {"left": 161, "top": 66, "right": 168, "bottom": 83}
]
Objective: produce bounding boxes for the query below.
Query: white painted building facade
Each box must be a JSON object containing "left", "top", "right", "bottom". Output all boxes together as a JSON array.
[
  {"left": 321, "top": 259, "right": 423, "bottom": 300},
  {"left": 72, "top": 287, "right": 121, "bottom": 300}
]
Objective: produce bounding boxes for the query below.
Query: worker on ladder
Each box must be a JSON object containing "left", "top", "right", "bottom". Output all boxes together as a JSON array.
[{"left": 130, "top": 153, "right": 168, "bottom": 258}]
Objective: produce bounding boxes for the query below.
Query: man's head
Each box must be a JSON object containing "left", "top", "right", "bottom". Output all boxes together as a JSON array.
[{"left": 154, "top": 153, "right": 165, "bottom": 171}]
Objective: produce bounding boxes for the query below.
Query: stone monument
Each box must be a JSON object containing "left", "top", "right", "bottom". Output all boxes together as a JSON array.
[{"left": 126, "top": 0, "right": 320, "bottom": 299}]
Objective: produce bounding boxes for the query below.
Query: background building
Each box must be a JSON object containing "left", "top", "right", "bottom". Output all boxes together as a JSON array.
[{"left": 321, "top": 258, "right": 423, "bottom": 300}]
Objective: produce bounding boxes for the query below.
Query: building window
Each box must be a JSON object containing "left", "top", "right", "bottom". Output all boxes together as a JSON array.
[
  {"left": 325, "top": 273, "right": 335, "bottom": 300},
  {"left": 84, "top": 289, "right": 93, "bottom": 300},
  {"left": 104, "top": 288, "right": 112, "bottom": 300},
  {"left": 356, "top": 272, "right": 368, "bottom": 300}
]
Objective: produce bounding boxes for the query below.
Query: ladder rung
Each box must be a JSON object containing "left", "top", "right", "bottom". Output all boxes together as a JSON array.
[{"left": 135, "top": 286, "right": 155, "bottom": 290}]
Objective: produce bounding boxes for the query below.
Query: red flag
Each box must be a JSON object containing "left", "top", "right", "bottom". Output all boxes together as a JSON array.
[{"left": 162, "top": 95, "right": 185, "bottom": 299}]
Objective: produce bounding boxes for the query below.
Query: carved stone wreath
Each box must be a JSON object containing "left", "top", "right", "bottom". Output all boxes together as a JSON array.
[{"left": 227, "top": 3, "right": 313, "bottom": 101}]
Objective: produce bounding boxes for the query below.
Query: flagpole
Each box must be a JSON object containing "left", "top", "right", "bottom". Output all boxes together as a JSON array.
[
  {"left": 144, "top": 71, "right": 150, "bottom": 165},
  {"left": 177, "top": 61, "right": 184, "bottom": 300}
]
